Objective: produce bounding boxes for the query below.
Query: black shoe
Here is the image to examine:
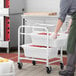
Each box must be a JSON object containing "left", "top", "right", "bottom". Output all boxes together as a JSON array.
[{"left": 59, "top": 70, "right": 74, "bottom": 76}]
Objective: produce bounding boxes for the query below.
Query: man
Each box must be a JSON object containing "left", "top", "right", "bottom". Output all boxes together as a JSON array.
[{"left": 51, "top": 0, "right": 76, "bottom": 76}]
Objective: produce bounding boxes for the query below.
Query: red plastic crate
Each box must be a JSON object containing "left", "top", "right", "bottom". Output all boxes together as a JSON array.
[
  {"left": 4, "top": 0, "right": 10, "bottom": 8},
  {"left": 4, "top": 17, "right": 10, "bottom": 41}
]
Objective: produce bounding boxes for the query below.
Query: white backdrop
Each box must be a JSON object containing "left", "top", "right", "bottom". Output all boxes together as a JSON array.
[
  {"left": 0, "top": 17, "right": 4, "bottom": 41},
  {"left": 24, "top": 0, "right": 60, "bottom": 13}
]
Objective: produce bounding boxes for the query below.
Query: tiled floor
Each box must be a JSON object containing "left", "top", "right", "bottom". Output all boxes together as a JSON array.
[
  {"left": 0, "top": 50, "right": 75, "bottom": 76},
  {"left": 15, "top": 62, "right": 76, "bottom": 76},
  {"left": 15, "top": 63, "right": 60, "bottom": 76}
]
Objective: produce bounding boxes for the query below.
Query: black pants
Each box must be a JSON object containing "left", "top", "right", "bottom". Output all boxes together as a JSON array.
[{"left": 66, "top": 44, "right": 76, "bottom": 72}]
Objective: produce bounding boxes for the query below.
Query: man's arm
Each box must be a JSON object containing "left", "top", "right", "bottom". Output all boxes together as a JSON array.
[
  {"left": 51, "top": 19, "right": 63, "bottom": 39},
  {"left": 51, "top": 0, "right": 72, "bottom": 39},
  {"left": 55, "top": 19, "right": 63, "bottom": 34},
  {"left": 65, "top": 19, "right": 72, "bottom": 33}
]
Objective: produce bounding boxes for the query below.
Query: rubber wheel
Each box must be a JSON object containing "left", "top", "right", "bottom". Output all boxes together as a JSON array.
[
  {"left": 32, "top": 61, "right": 36, "bottom": 65},
  {"left": 46, "top": 67, "right": 52, "bottom": 74},
  {"left": 18, "top": 63, "right": 23, "bottom": 69},
  {"left": 60, "top": 63, "right": 64, "bottom": 70}
]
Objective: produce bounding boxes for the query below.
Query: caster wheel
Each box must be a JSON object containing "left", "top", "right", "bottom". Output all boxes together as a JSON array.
[
  {"left": 60, "top": 63, "right": 64, "bottom": 70},
  {"left": 18, "top": 63, "right": 23, "bottom": 69},
  {"left": 46, "top": 67, "right": 52, "bottom": 74},
  {"left": 32, "top": 61, "right": 36, "bottom": 65}
]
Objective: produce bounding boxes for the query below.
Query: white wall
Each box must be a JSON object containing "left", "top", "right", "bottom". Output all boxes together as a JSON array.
[
  {"left": 10, "top": 0, "right": 25, "bottom": 47},
  {"left": 0, "top": 0, "right": 4, "bottom": 8},
  {"left": 24, "top": 0, "right": 60, "bottom": 13},
  {"left": 10, "top": 0, "right": 25, "bottom": 14}
]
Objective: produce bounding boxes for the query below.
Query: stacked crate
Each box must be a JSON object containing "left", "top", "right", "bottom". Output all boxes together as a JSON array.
[
  {"left": 0, "top": 0, "right": 10, "bottom": 41},
  {"left": 0, "top": 0, "right": 10, "bottom": 53}
]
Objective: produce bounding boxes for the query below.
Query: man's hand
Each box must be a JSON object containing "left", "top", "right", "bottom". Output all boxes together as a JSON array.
[
  {"left": 51, "top": 32, "right": 58, "bottom": 39},
  {"left": 65, "top": 29, "right": 69, "bottom": 33}
]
